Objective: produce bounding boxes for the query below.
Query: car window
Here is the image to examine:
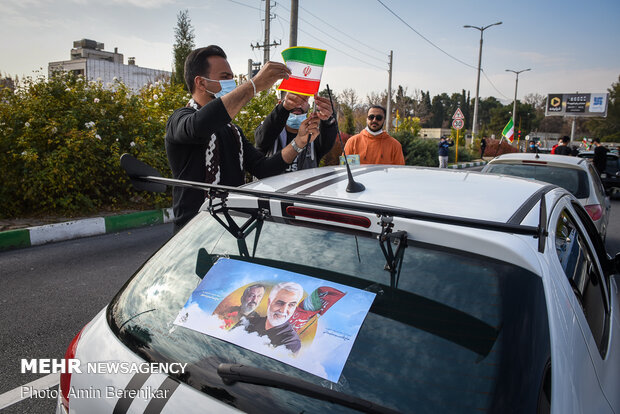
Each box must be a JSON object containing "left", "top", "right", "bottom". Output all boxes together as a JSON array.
[
  {"left": 606, "top": 155, "right": 619, "bottom": 175},
  {"left": 486, "top": 163, "right": 589, "bottom": 198},
  {"left": 554, "top": 209, "right": 609, "bottom": 356},
  {"left": 587, "top": 164, "right": 607, "bottom": 201},
  {"left": 109, "top": 211, "right": 551, "bottom": 413}
]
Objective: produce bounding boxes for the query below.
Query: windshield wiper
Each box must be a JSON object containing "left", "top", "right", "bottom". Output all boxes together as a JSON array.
[{"left": 217, "top": 363, "right": 400, "bottom": 414}]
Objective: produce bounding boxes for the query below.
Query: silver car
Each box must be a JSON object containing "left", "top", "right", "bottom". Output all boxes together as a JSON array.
[
  {"left": 482, "top": 153, "right": 611, "bottom": 239},
  {"left": 57, "top": 163, "right": 620, "bottom": 414}
]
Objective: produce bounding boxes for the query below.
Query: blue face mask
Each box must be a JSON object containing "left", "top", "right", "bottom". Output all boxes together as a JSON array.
[
  {"left": 202, "top": 77, "right": 237, "bottom": 98},
  {"left": 286, "top": 113, "right": 307, "bottom": 130}
]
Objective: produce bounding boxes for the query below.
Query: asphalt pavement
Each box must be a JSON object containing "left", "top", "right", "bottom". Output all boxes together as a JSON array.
[{"left": 0, "top": 224, "right": 173, "bottom": 413}]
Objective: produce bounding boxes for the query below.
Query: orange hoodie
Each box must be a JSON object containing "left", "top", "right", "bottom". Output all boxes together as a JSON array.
[{"left": 344, "top": 129, "right": 405, "bottom": 165}]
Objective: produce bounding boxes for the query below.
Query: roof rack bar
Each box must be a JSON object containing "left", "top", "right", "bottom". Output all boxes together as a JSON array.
[{"left": 121, "top": 154, "right": 540, "bottom": 238}]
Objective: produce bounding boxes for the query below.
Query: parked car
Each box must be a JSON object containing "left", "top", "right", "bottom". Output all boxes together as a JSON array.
[
  {"left": 57, "top": 159, "right": 620, "bottom": 414},
  {"left": 481, "top": 153, "right": 610, "bottom": 239},
  {"left": 577, "top": 151, "right": 620, "bottom": 197}
]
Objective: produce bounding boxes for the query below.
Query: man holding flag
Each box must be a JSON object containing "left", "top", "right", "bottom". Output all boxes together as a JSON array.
[
  {"left": 255, "top": 47, "right": 337, "bottom": 171},
  {"left": 165, "top": 45, "right": 320, "bottom": 232}
]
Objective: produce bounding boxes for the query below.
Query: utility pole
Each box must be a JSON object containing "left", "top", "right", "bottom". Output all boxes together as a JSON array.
[
  {"left": 250, "top": 1, "right": 281, "bottom": 64},
  {"left": 506, "top": 68, "right": 531, "bottom": 142},
  {"left": 386, "top": 50, "right": 393, "bottom": 133},
  {"left": 289, "top": 0, "right": 298, "bottom": 47},
  {"left": 464, "top": 21, "right": 502, "bottom": 139}
]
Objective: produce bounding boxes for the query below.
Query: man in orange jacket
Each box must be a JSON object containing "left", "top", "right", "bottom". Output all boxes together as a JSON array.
[{"left": 344, "top": 105, "right": 405, "bottom": 165}]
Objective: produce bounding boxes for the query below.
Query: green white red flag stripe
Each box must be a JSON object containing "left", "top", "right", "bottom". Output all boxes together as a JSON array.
[
  {"left": 502, "top": 118, "right": 514, "bottom": 143},
  {"left": 278, "top": 46, "right": 327, "bottom": 96}
]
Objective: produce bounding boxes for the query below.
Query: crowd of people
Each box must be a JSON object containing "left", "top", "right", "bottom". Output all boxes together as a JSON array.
[
  {"left": 164, "top": 45, "right": 615, "bottom": 232},
  {"left": 165, "top": 45, "right": 406, "bottom": 232}
]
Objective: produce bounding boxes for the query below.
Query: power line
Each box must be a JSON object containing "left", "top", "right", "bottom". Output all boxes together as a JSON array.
[
  {"left": 275, "top": 13, "right": 386, "bottom": 71},
  {"left": 277, "top": 2, "right": 386, "bottom": 64},
  {"left": 299, "top": 5, "right": 386, "bottom": 57},
  {"left": 481, "top": 69, "right": 510, "bottom": 100},
  {"left": 375, "top": 0, "right": 477, "bottom": 70},
  {"left": 226, "top": 0, "right": 262, "bottom": 12}
]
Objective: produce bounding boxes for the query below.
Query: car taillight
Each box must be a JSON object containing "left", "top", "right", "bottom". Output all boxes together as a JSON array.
[
  {"left": 60, "top": 328, "right": 84, "bottom": 412},
  {"left": 286, "top": 206, "right": 371, "bottom": 228},
  {"left": 585, "top": 204, "right": 603, "bottom": 221}
]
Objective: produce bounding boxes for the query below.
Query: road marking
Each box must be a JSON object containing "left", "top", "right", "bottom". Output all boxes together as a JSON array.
[{"left": 0, "top": 373, "right": 59, "bottom": 410}]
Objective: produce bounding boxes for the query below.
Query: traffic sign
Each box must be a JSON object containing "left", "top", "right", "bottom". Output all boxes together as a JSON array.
[
  {"left": 452, "top": 108, "right": 464, "bottom": 120},
  {"left": 452, "top": 119, "right": 464, "bottom": 130}
]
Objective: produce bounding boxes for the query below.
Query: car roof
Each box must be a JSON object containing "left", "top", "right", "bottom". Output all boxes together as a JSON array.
[
  {"left": 242, "top": 165, "right": 557, "bottom": 224},
  {"left": 579, "top": 151, "right": 619, "bottom": 158},
  {"left": 488, "top": 153, "right": 588, "bottom": 168}
]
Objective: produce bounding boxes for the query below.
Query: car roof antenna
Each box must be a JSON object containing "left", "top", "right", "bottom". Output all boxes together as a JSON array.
[{"left": 325, "top": 84, "right": 365, "bottom": 193}]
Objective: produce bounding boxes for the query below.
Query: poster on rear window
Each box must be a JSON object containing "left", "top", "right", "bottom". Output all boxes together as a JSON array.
[{"left": 173, "top": 258, "right": 376, "bottom": 382}]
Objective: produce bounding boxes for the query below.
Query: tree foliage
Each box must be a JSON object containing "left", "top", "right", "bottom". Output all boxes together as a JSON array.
[
  {"left": 172, "top": 9, "right": 195, "bottom": 90},
  {"left": 0, "top": 72, "right": 188, "bottom": 217}
]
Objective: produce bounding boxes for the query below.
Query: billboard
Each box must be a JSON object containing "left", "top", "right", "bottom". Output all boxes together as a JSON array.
[{"left": 545, "top": 93, "right": 608, "bottom": 117}]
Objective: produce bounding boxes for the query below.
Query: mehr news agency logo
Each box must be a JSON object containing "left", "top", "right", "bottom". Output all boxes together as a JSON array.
[{"left": 20, "top": 359, "right": 187, "bottom": 400}]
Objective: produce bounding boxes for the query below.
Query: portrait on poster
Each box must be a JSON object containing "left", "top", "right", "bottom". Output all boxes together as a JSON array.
[{"left": 173, "top": 258, "right": 376, "bottom": 382}]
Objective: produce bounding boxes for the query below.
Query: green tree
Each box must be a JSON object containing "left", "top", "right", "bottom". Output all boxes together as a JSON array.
[
  {"left": 0, "top": 72, "right": 187, "bottom": 217},
  {"left": 172, "top": 9, "right": 195, "bottom": 89},
  {"left": 233, "top": 88, "right": 279, "bottom": 144}
]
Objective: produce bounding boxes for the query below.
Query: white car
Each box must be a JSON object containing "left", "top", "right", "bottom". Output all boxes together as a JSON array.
[
  {"left": 57, "top": 160, "right": 620, "bottom": 414},
  {"left": 481, "top": 153, "right": 611, "bottom": 239}
]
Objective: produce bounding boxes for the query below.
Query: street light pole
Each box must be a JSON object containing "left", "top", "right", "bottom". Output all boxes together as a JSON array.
[
  {"left": 464, "top": 21, "right": 502, "bottom": 139},
  {"left": 505, "top": 68, "right": 531, "bottom": 131}
]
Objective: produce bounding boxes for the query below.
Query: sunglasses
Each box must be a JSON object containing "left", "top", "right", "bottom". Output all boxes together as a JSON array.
[{"left": 367, "top": 114, "right": 384, "bottom": 121}]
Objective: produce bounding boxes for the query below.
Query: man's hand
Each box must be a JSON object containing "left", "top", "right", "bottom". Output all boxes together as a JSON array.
[
  {"left": 313, "top": 95, "right": 333, "bottom": 121},
  {"left": 282, "top": 93, "right": 309, "bottom": 111},
  {"left": 252, "top": 62, "right": 291, "bottom": 92},
  {"left": 296, "top": 113, "right": 320, "bottom": 145}
]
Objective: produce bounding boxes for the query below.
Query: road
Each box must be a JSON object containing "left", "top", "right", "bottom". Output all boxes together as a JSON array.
[
  {"left": 0, "top": 198, "right": 619, "bottom": 413},
  {"left": 0, "top": 224, "right": 173, "bottom": 413}
]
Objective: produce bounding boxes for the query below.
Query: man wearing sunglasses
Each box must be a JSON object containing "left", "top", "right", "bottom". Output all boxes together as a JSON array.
[
  {"left": 254, "top": 92, "right": 337, "bottom": 172},
  {"left": 344, "top": 105, "right": 404, "bottom": 165}
]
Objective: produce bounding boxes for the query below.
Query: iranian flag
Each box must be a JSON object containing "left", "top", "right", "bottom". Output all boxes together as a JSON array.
[
  {"left": 278, "top": 46, "right": 327, "bottom": 96},
  {"left": 502, "top": 118, "right": 514, "bottom": 143},
  {"left": 582, "top": 137, "right": 590, "bottom": 150}
]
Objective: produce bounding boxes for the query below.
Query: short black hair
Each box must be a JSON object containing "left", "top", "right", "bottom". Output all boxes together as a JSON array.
[
  {"left": 368, "top": 105, "right": 387, "bottom": 117},
  {"left": 184, "top": 45, "right": 227, "bottom": 93},
  {"left": 593, "top": 138, "right": 601, "bottom": 143},
  {"left": 561, "top": 136, "right": 570, "bottom": 143}
]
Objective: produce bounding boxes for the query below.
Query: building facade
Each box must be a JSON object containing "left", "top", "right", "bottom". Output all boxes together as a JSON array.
[{"left": 48, "top": 39, "right": 171, "bottom": 91}]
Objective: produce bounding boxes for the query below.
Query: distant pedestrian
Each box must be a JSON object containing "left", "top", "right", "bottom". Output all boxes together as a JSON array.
[
  {"left": 438, "top": 136, "right": 454, "bottom": 168},
  {"left": 592, "top": 138, "right": 608, "bottom": 175},
  {"left": 480, "top": 137, "right": 487, "bottom": 159},
  {"left": 554, "top": 136, "right": 572, "bottom": 156}
]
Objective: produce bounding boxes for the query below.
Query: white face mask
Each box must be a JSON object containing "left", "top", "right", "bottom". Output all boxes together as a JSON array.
[
  {"left": 365, "top": 126, "right": 383, "bottom": 136},
  {"left": 201, "top": 77, "right": 237, "bottom": 98}
]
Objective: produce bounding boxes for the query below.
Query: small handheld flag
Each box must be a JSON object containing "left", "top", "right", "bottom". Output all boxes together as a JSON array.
[
  {"left": 502, "top": 118, "right": 514, "bottom": 143},
  {"left": 582, "top": 137, "right": 590, "bottom": 150},
  {"left": 278, "top": 46, "right": 326, "bottom": 96}
]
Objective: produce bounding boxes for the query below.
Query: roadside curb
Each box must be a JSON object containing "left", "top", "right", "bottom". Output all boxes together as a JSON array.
[
  {"left": 449, "top": 160, "right": 488, "bottom": 169},
  {"left": 0, "top": 208, "right": 174, "bottom": 252}
]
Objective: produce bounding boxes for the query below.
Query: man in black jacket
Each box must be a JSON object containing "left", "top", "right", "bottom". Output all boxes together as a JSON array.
[
  {"left": 554, "top": 136, "right": 572, "bottom": 156},
  {"left": 165, "top": 46, "right": 320, "bottom": 232},
  {"left": 255, "top": 93, "right": 337, "bottom": 171},
  {"left": 593, "top": 138, "right": 609, "bottom": 175}
]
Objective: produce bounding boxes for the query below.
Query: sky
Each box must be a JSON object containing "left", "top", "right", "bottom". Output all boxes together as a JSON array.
[{"left": 2, "top": 0, "right": 619, "bottom": 105}]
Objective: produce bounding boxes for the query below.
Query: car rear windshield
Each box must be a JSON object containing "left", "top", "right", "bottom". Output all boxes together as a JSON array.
[
  {"left": 108, "top": 211, "right": 550, "bottom": 413},
  {"left": 486, "top": 163, "right": 589, "bottom": 198}
]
